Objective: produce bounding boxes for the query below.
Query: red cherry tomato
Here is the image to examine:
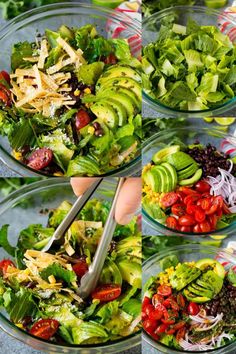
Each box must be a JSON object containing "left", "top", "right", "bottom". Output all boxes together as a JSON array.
[
  {"left": 0, "top": 70, "right": 10, "bottom": 84},
  {"left": 194, "top": 180, "right": 210, "bottom": 193},
  {"left": 161, "top": 318, "right": 175, "bottom": 325},
  {"left": 149, "top": 309, "right": 163, "bottom": 321},
  {"left": 144, "top": 304, "right": 155, "bottom": 317},
  {"left": 179, "top": 225, "right": 192, "bottom": 233},
  {"left": 91, "top": 284, "right": 121, "bottom": 302},
  {"left": 29, "top": 319, "right": 59, "bottom": 340},
  {"left": 172, "top": 321, "right": 186, "bottom": 330},
  {"left": 171, "top": 204, "right": 186, "bottom": 216},
  {"left": 184, "top": 194, "right": 200, "bottom": 205},
  {"left": 209, "top": 214, "right": 218, "bottom": 229},
  {"left": 75, "top": 109, "right": 91, "bottom": 130},
  {"left": 222, "top": 202, "right": 230, "bottom": 214},
  {"left": 142, "top": 296, "right": 151, "bottom": 307},
  {"left": 177, "top": 191, "right": 185, "bottom": 202},
  {"left": 166, "top": 216, "right": 178, "bottom": 229},
  {"left": 160, "top": 192, "right": 179, "bottom": 208},
  {"left": 166, "top": 328, "right": 176, "bottom": 334},
  {"left": 194, "top": 208, "right": 206, "bottom": 223},
  {"left": 72, "top": 259, "right": 88, "bottom": 278},
  {"left": 179, "top": 187, "right": 199, "bottom": 195},
  {"left": 200, "top": 198, "right": 211, "bottom": 211},
  {"left": 104, "top": 53, "right": 117, "bottom": 64},
  {"left": 152, "top": 294, "right": 164, "bottom": 307},
  {"left": 186, "top": 203, "right": 196, "bottom": 215},
  {"left": 143, "top": 319, "right": 158, "bottom": 333},
  {"left": 193, "top": 224, "right": 202, "bottom": 233},
  {"left": 0, "top": 83, "right": 11, "bottom": 106},
  {"left": 177, "top": 294, "right": 186, "bottom": 308},
  {"left": 0, "top": 259, "right": 15, "bottom": 275},
  {"left": 157, "top": 285, "right": 172, "bottom": 297},
  {"left": 176, "top": 327, "right": 186, "bottom": 341},
  {"left": 187, "top": 302, "right": 200, "bottom": 315},
  {"left": 179, "top": 215, "right": 196, "bottom": 226},
  {"left": 27, "top": 148, "right": 53, "bottom": 170},
  {"left": 155, "top": 323, "right": 168, "bottom": 334},
  {"left": 199, "top": 220, "right": 211, "bottom": 233}
]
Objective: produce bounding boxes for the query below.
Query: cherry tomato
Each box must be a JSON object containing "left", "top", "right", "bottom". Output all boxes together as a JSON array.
[
  {"left": 160, "top": 192, "right": 179, "bottom": 208},
  {"left": 0, "top": 83, "right": 11, "bottom": 106},
  {"left": 176, "top": 327, "right": 186, "bottom": 341},
  {"left": 222, "top": 202, "right": 230, "bottom": 214},
  {"left": 27, "top": 148, "right": 53, "bottom": 170},
  {"left": 200, "top": 198, "right": 211, "bottom": 211},
  {"left": 194, "top": 180, "right": 210, "bottom": 193},
  {"left": 142, "top": 296, "right": 151, "bottom": 307},
  {"left": 184, "top": 194, "right": 200, "bottom": 205},
  {"left": 143, "top": 319, "right": 157, "bottom": 333},
  {"left": 179, "top": 225, "right": 191, "bottom": 233},
  {"left": 187, "top": 302, "right": 200, "bottom": 315},
  {"left": 177, "top": 293, "right": 186, "bottom": 308},
  {"left": 155, "top": 323, "right": 168, "bottom": 334},
  {"left": 72, "top": 259, "right": 88, "bottom": 278},
  {"left": 179, "top": 215, "right": 195, "bottom": 226},
  {"left": 186, "top": 203, "right": 195, "bottom": 215},
  {"left": 171, "top": 204, "right": 185, "bottom": 216},
  {"left": 104, "top": 53, "right": 117, "bottom": 64},
  {"left": 149, "top": 309, "right": 163, "bottom": 321},
  {"left": 29, "top": 319, "right": 59, "bottom": 340},
  {"left": 0, "top": 259, "right": 15, "bottom": 275},
  {"left": 161, "top": 318, "right": 175, "bottom": 325},
  {"left": 166, "top": 216, "right": 178, "bottom": 229},
  {"left": 166, "top": 328, "right": 176, "bottom": 334},
  {"left": 0, "top": 70, "right": 10, "bottom": 84},
  {"left": 199, "top": 220, "right": 211, "bottom": 233},
  {"left": 75, "top": 109, "right": 91, "bottom": 130},
  {"left": 152, "top": 294, "right": 164, "bottom": 307},
  {"left": 179, "top": 187, "right": 199, "bottom": 195},
  {"left": 177, "top": 191, "right": 185, "bottom": 202},
  {"left": 209, "top": 214, "right": 218, "bottom": 229},
  {"left": 172, "top": 321, "right": 186, "bottom": 330},
  {"left": 144, "top": 304, "right": 155, "bottom": 317},
  {"left": 193, "top": 224, "right": 202, "bottom": 233},
  {"left": 91, "top": 284, "right": 121, "bottom": 302},
  {"left": 194, "top": 208, "right": 206, "bottom": 223},
  {"left": 157, "top": 285, "right": 172, "bottom": 297}
]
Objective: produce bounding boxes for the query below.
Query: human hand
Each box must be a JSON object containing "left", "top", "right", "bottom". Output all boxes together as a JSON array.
[{"left": 70, "top": 178, "right": 141, "bottom": 225}]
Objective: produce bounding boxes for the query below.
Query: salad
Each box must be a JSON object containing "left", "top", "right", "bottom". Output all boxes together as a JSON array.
[
  {"left": 143, "top": 256, "right": 236, "bottom": 351},
  {"left": 0, "top": 198, "right": 141, "bottom": 344},
  {"left": 142, "top": 18, "right": 236, "bottom": 111},
  {"left": 142, "top": 142, "right": 236, "bottom": 233},
  {"left": 0, "top": 24, "right": 141, "bottom": 176}
]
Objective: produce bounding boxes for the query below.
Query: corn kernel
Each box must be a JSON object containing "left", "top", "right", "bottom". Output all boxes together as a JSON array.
[
  {"left": 62, "top": 83, "right": 69, "bottom": 88},
  {"left": 88, "top": 126, "right": 95, "bottom": 135},
  {"left": 16, "top": 324, "right": 24, "bottom": 329},
  {"left": 74, "top": 89, "right": 81, "bottom": 96},
  {"left": 84, "top": 87, "right": 91, "bottom": 94},
  {"left": 48, "top": 275, "right": 56, "bottom": 284},
  {"left": 53, "top": 171, "right": 64, "bottom": 177},
  {"left": 12, "top": 150, "right": 22, "bottom": 160}
]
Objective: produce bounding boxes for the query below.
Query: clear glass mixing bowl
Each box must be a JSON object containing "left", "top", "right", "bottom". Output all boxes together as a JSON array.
[
  {"left": 142, "top": 6, "right": 236, "bottom": 118},
  {"left": 0, "top": 178, "right": 141, "bottom": 353},
  {"left": 0, "top": 2, "right": 141, "bottom": 177},
  {"left": 142, "top": 126, "right": 236, "bottom": 237},
  {"left": 142, "top": 244, "right": 236, "bottom": 354}
]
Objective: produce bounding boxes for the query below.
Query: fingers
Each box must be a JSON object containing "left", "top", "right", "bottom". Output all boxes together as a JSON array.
[
  {"left": 115, "top": 178, "right": 141, "bottom": 225},
  {"left": 70, "top": 177, "right": 99, "bottom": 196}
]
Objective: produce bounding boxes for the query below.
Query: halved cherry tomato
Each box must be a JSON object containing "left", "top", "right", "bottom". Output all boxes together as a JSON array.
[
  {"left": 172, "top": 321, "right": 186, "bottom": 330},
  {"left": 176, "top": 327, "right": 186, "bottom": 341},
  {"left": 155, "top": 323, "right": 168, "bottom": 334},
  {"left": 0, "top": 259, "right": 15, "bottom": 275},
  {"left": 187, "top": 302, "right": 200, "bottom": 315},
  {"left": 166, "top": 216, "right": 178, "bottom": 229},
  {"left": 186, "top": 203, "right": 195, "bottom": 215},
  {"left": 179, "top": 187, "right": 199, "bottom": 195},
  {"left": 179, "top": 225, "right": 191, "bottom": 233},
  {"left": 179, "top": 215, "right": 195, "bottom": 226},
  {"left": 75, "top": 109, "right": 91, "bottom": 130},
  {"left": 194, "top": 208, "right": 206, "bottom": 223},
  {"left": 152, "top": 294, "right": 164, "bottom": 307},
  {"left": 184, "top": 194, "right": 200, "bottom": 205},
  {"left": 0, "top": 71, "right": 10, "bottom": 84},
  {"left": 200, "top": 198, "right": 211, "bottom": 211},
  {"left": 143, "top": 319, "right": 157, "bottom": 333},
  {"left": 149, "top": 309, "right": 163, "bottom": 321},
  {"left": 193, "top": 224, "right": 202, "bottom": 233},
  {"left": 92, "top": 284, "right": 121, "bottom": 302},
  {"left": 72, "top": 259, "right": 88, "bottom": 278},
  {"left": 194, "top": 180, "right": 210, "bottom": 193},
  {"left": 166, "top": 328, "right": 176, "bottom": 334},
  {"left": 177, "top": 293, "right": 185, "bottom": 308},
  {"left": 157, "top": 285, "right": 172, "bottom": 297},
  {"left": 27, "top": 148, "right": 53, "bottom": 170},
  {"left": 209, "top": 214, "right": 218, "bottom": 229},
  {"left": 199, "top": 220, "right": 211, "bottom": 233},
  {"left": 0, "top": 83, "right": 11, "bottom": 106},
  {"left": 144, "top": 304, "right": 155, "bottom": 317},
  {"left": 177, "top": 191, "right": 185, "bottom": 202},
  {"left": 222, "top": 202, "right": 230, "bottom": 214},
  {"left": 29, "top": 319, "right": 59, "bottom": 340},
  {"left": 142, "top": 296, "right": 151, "bottom": 307},
  {"left": 160, "top": 192, "right": 179, "bottom": 208},
  {"left": 171, "top": 204, "right": 185, "bottom": 216},
  {"left": 161, "top": 318, "right": 175, "bottom": 325},
  {"left": 104, "top": 53, "right": 117, "bottom": 64}
]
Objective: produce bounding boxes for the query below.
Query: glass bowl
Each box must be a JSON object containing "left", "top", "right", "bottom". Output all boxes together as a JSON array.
[
  {"left": 0, "top": 2, "right": 141, "bottom": 177},
  {"left": 0, "top": 178, "right": 141, "bottom": 353},
  {"left": 142, "top": 126, "right": 236, "bottom": 237},
  {"left": 142, "top": 244, "right": 236, "bottom": 354},
  {"left": 142, "top": 6, "right": 236, "bottom": 118}
]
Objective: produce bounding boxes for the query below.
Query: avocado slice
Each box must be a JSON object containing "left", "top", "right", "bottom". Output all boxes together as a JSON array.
[
  {"left": 152, "top": 145, "right": 180, "bottom": 164},
  {"left": 117, "top": 236, "right": 141, "bottom": 250},
  {"left": 169, "top": 264, "right": 201, "bottom": 291},
  {"left": 117, "top": 260, "right": 141, "bottom": 289},
  {"left": 201, "top": 270, "right": 223, "bottom": 295},
  {"left": 143, "top": 167, "right": 161, "bottom": 193},
  {"left": 161, "top": 162, "right": 178, "bottom": 191},
  {"left": 90, "top": 102, "right": 118, "bottom": 129},
  {"left": 98, "top": 65, "right": 141, "bottom": 84},
  {"left": 96, "top": 77, "right": 141, "bottom": 101},
  {"left": 99, "top": 259, "right": 122, "bottom": 285},
  {"left": 100, "top": 98, "right": 127, "bottom": 126},
  {"left": 155, "top": 165, "right": 170, "bottom": 193},
  {"left": 98, "top": 91, "right": 135, "bottom": 118},
  {"left": 183, "top": 289, "right": 211, "bottom": 303},
  {"left": 195, "top": 258, "right": 225, "bottom": 279},
  {"left": 188, "top": 284, "right": 213, "bottom": 298},
  {"left": 179, "top": 168, "right": 203, "bottom": 186},
  {"left": 177, "top": 163, "right": 198, "bottom": 180},
  {"left": 166, "top": 151, "right": 196, "bottom": 171},
  {"left": 117, "top": 246, "right": 142, "bottom": 260},
  {"left": 196, "top": 278, "right": 216, "bottom": 292},
  {"left": 98, "top": 87, "right": 141, "bottom": 111}
]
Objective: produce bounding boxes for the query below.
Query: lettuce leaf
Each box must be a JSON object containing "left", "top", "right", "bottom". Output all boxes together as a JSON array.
[
  {"left": 40, "top": 263, "right": 77, "bottom": 286},
  {"left": 0, "top": 225, "right": 15, "bottom": 257}
]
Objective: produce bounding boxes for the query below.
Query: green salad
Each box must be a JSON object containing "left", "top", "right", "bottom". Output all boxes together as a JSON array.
[
  {"left": 0, "top": 198, "right": 141, "bottom": 344},
  {"left": 142, "top": 18, "right": 236, "bottom": 110},
  {"left": 0, "top": 24, "right": 141, "bottom": 176}
]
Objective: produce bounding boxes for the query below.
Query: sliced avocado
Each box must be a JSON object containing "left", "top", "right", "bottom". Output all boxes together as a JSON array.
[
  {"left": 90, "top": 102, "right": 118, "bottom": 129},
  {"left": 188, "top": 284, "right": 213, "bottom": 298},
  {"left": 169, "top": 264, "right": 201, "bottom": 291},
  {"left": 117, "top": 236, "right": 141, "bottom": 250},
  {"left": 166, "top": 151, "right": 196, "bottom": 171},
  {"left": 117, "top": 87, "right": 141, "bottom": 110},
  {"left": 179, "top": 168, "right": 203, "bottom": 186},
  {"left": 96, "top": 77, "right": 141, "bottom": 101},
  {"left": 183, "top": 289, "right": 211, "bottom": 303},
  {"left": 177, "top": 163, "right": 198, "bottom": 180},
  {"left": 98, "top": 91, "right": 134, "bottom": 118},
  {"left": 161, "top": 162, "right": 178, "bottom": 191},
  {"left": 98, "top": 65, "right": 141, "bottom": 84},
  {"left": 98, "top": 87, "right": 141, "bottom": 111},
  {"left": 117, "top": 246, "right": 142, "bottom": 260},
  {"left": 195, "top": 258, "right": 225, "bottom": 279},
  {"left": 201, "top": 270, "right": 223, "bottom": 295},
  {"left": 117, "top": 260, "right": 141, "bottom": 289},
  {"left": 99, "top": 259, "right": 122, "bottom": 286},
  {"left": 196, "top": 278, "right": 216, "bottom": 292},
  {"left": 143, "top": 167, "right": 161, "bottom": 193},
  {"left": 101, "top": 98, "right": 127, "bottom": 126},
  {"left": 157, "top": 165, "right": 172, "bottom": 192},
  {"left": 152, "top": 145, "right": 180, "bottom": 164}
]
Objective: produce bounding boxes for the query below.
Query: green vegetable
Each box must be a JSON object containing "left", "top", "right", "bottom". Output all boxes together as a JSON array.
[
  {"left": 0, "top": 225, "right": 15, "bottom": 257},
  {"left": 72, "top": 322, "right": 108, "bottom": 344},
  {"left": 4, "top": 287, "right": 36, "bottom": 323},
  {"left": 78, "top": 62, "right": 104, "bottom": 85},
  {"left": 48, "top": 200, "right": 72, "bottom": 228},
  {"left": 40, "top": 263, "right": 77, "bottom": 286},
  {"left": 67, "top": 156, "right": 101, "bottom": 176},
  {"left": 122, "top": 299, "right": 140, "bottom": 317},
  {"left": 142, "top": 0, "right": 195, "bottom": 17},
  {"left": 228, "top": 268, "right": 236, "bottom": 285}
]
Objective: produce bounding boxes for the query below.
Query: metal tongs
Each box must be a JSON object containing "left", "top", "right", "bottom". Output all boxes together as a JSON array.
[{"left": 42, "top": 177, "right": 125, "bottom": 299}]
